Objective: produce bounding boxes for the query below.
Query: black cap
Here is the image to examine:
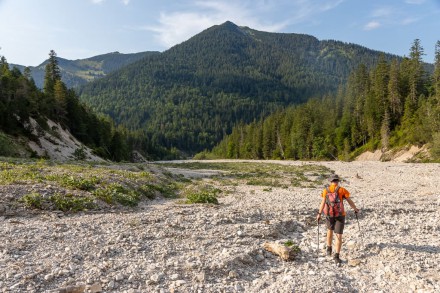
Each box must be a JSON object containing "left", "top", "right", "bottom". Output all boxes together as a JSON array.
[{"left": 328, "top": 174, "right": 340, "bottom": 182}]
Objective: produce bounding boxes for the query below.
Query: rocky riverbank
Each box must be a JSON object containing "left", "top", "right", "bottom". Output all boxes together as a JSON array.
[{"left": 1, "top": 160, "right": 439, "bottom": 292}]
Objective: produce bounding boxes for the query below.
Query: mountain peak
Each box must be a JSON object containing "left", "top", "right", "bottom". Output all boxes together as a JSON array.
[{"left": 220, "top": 21, "right": 238, "bottom": 28}]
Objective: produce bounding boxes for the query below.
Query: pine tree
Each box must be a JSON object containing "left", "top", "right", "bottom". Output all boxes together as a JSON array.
[
  {"left": 43, "top": 50, "right": 61, "bottom": 96},
  {"left": 53, "top": 80, "right": 67, "bottom": 120},
  {"left": 381, "top": 110, "right": 390, "bottom": 150},
  {"left": 407, "top": 39, "right": 425, "bottom": 104},
  {"left": 434, "top": 40, "right": 440, "bottom": 96},
  {"left": 388, "top": 59, "right": 402, "bottom": 125},
  {"left": 365, "top": 55, "right": 389, "bottom": 141}
]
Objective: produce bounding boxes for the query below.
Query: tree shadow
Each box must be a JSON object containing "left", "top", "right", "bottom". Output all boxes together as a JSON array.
[{"left": 384, "top": 242, "right": 440, "bottom": 254}]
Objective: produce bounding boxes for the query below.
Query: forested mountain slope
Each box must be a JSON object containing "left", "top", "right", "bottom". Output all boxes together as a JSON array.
[
  {"left": 207, "top": 39, "right": 440, "bottom": 161},
  {"left": 11, "top": 51, "right": 159, "bottom": 89},
  {"left": 78, "top": 21, "right": 403, "bottom": 154},
  {"left": 1, "top": 51, "right": 169, "bottom": 161}
]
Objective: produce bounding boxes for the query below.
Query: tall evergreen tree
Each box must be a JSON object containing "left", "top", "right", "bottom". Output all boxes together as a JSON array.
[
  {"left": 434, "top": 40, "right": 440, "bottom": 96},
  {"left": 53, "top": 79, "right": 68, "bottom": 119},
  {"left": 407, "top": 39, "right": 425, "bottom": 104},
  {"left": 43, "top": 50, "right": 61, "bottom": 96},
  {"left": 387, "top": 59, "right": 402, "bottom": 125}
]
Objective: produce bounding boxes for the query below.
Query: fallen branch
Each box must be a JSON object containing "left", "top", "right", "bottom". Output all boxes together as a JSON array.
[{"left": 263, "top": 241, "right": 298, "bottom": 261}]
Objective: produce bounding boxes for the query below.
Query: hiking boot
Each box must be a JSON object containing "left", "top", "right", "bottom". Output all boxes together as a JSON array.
[
  {"left": 326, "top": 246, "right": 332, "bottom": 257},
  {"left": 334, "top": 253, "right": 341, "bottom": 265}
]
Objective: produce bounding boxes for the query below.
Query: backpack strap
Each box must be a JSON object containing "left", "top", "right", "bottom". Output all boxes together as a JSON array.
[
  {"left": 325, "top": 186, "right": 331, "bottom": 204},
  {"left": 334, "top": 186, "right": 340, "bottom": 201}
]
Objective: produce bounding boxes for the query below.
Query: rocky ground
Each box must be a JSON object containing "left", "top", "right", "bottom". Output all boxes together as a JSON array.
[{"left": 1, "top": 160, "right": 439, "bottom": 292}]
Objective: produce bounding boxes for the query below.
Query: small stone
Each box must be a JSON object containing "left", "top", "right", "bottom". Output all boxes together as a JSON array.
[
  {"left": 115, "top": 273, "right": 124, "bottom": 281},
  {"left": 228, "top": 270, "right": 238, "bottom": 278},
  {"left": 308, "top": 270, "right": 316, "bottom": 275},
  {"left": 57, "top": 284, "right": 86, "bottom": 293},
  {"left": 127, "top": 274, "right": 135, "bottom": 282},
  {"left": 196, "top": 272, "right": 205, "bottom": 282},
  {"left": 150, "top": 273, "right": 163, "bottom": 283},
  {"left": 175, "top": 280, "right": 186, "bottom": 287},
  {"left": 107, "top": 281, "right": 114, "bottom": 289},
  {"left": 90, "top": 282, "right": 102, "bottom": 293},
  {"left": 255, "top": 254, "right": 265, "bottom": 262},
  {"left": 9, "top": 282, "right": 21, "bottom": 290},
  {"left": 346, "top": 240, "right": 356, "bottom": 249},
  {"left": 44, "top": 274, "right": 53, "bottom": 281},
  {"left": 171, "top": 274, "right": 179, "bottom": 280},
  {"left": 237, "top": 230, "right": 243, "bottom": 237},
  {"left": 348, "top": 259, "right": 362, "bottom": 267}
]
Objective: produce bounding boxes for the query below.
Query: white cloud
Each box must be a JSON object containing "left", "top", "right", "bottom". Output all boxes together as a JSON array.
[
  {"left": 280, "top": 0, "right": 345, "bottom": 24},
  {"left": 121, "top": 0, "right": 130, "bottom": 5},
  {"left": 148, "top": 12, "right": 220, "bottom": 47},
  {"left": 371, "top": 7, "right": 393, "bottom": 18},
  {"left": 405, "top": 0, "right": 425, "bottom": 4},
  {"left": 91, "top": 0, "right": 105, "bottom": 4},
  {"left": 145, "top": 0, "right": 344, "bottom": 48},
  {"left": 364, "top": 21, "right": 381, "bottom": 30},
  {"left": 401, "top": 17, "right": 418, "bottom": 25},
  {"left": 365, "top": 4, "right": 423, "bottom": 30},
  {"left": 145, "top": 1, "right": 288, "bottom": 48}
]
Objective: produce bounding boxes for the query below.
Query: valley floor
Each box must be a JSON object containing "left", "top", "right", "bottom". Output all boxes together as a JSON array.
[{"left": 1, "top": 160, "right": 439, "bottom": 292}]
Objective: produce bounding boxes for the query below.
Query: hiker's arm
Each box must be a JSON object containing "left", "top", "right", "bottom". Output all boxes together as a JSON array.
[
  {"left": 316, "top": 197, "right": 325, "bottom": 221},
  {"left": 345, "top": 197, "right": 360, "bottom": 213}
]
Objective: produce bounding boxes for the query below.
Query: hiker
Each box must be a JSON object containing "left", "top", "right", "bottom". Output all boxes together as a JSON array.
[{"left": 316, "top": 174, "right": 359, "bottom": 264}]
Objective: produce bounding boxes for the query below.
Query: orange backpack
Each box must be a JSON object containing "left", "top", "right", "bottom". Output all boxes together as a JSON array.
[{"left": 323, "top": 186, "right": 345, "bottom": 217}]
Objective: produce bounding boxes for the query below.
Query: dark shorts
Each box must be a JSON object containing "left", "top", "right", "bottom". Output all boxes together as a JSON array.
[{"left": 326, "top": 216, "right": 345, "bottom": 234}]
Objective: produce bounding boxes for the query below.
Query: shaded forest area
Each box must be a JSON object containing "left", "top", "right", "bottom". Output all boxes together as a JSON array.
[{"left": 0, "top": 51, "right": 171, "bottom": 161}]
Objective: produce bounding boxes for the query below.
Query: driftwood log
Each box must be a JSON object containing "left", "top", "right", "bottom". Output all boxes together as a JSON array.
[{"left": 263, "top": 242, "right": 297, "bottom": 261}]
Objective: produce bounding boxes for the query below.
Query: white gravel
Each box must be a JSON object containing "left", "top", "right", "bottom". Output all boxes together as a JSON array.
[{"left": 1, "top": 160, "right": 439, "bottom": 292}]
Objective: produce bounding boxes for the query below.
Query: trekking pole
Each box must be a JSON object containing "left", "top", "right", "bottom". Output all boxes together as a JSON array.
[
  {"left": 355, "top": 211, "right": 363, "bottom": 246},
  {"left": 317, "top": 218, "right": 320, "bottom": 257}
]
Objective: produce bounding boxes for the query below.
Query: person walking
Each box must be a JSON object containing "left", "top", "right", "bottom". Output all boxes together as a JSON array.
[{"left": 316, "top": 174, "right": 359, "bottom": 264}]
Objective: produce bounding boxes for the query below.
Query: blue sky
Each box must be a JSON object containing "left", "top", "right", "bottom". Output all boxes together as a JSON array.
[{"left": 0, "top": 0, "right": 439, "bottom": 66}]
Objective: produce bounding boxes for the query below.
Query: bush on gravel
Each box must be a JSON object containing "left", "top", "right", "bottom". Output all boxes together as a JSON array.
[{"left": 185, "top": 185, "right": 220, "bottom": 204}]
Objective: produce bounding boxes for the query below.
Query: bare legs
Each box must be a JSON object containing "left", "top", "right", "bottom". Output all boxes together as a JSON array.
[{"left": 326, "top": 230, "right": 342, "bottom": 254}]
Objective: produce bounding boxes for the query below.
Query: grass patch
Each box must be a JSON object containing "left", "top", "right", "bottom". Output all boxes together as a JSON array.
[
  {"left": 46, "top": 174, "right": 100, "bottom": 191},
  {"left": 20, "top": 192, "right": 96, "bottom": 212},
  {"left": 20, "top": 192, "right": 44, "bottom": 209},
  {"left": 2, "top": 160, "right": 189, "bottom": 212},
  {"left": 138, "top": 182, "right": 179, "bottom": 199},
  {"left": 184, "top": 185, "right": 220, "bottom": 204},
  {"left": 159, "top": 161, "right": 330, "bottom": 188},
  {"left": 50, "top": 193, "right": 96, "bottom": 212},
  {"left": 93, "top": 183, "right": 141, "bottom": 207},
  {"left": 0, "top": 132, "right": 27, "bottom": 157},
  {"left": 283, "top": 240, "right": 301, "bottom": 254}
]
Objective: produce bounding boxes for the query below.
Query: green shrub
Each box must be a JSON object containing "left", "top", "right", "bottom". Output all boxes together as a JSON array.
[
  {"left": 137, "top": 184, "right": 160, "bottom": 199},
  {"left": 185, "top": 185, "right": 220, "bottom": 204},
  {"left": 430, "top": 132, "right": 440, "bottom": 160},
  {"left": 72, "top": 146, "right": 87, "bottom": 160},
  {"left": 93, "top": 183, "right": 140, "bottom": 206},
  {"left": 46, "top": 174, "right": 99, "bottom": 191},
  {"left": 283, "top": 240, "right": 301, "bottom": 254},
  {"left": 50, "top": 193, "right": 96, "bottom": 212},
  {"left": 246, "top": 178, "right": 281, "bottom": 187},
  {"left": 20, "top": 193, "right": 44, "bottom": 209}
]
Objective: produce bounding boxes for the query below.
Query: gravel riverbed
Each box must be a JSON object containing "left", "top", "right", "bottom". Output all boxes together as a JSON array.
[{"left": 1, "top": 160, "right": 439, "bottom": 292}]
